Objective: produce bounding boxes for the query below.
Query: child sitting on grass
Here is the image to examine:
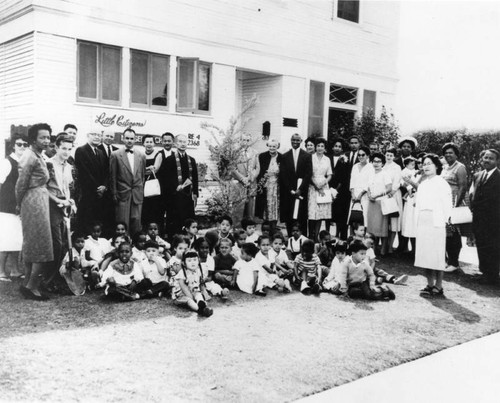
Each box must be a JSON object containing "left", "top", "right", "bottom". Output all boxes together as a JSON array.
[
  {"left": 286, "top": 222, "right": 308, "bottom": 260},
  {"left": 193, "top": 237, "right": 229, "bottom": 300},
  {"left": 294, "top": 239, "right": 322, "bottom": 295},
  {"left": 315, "top": 230, "right": 337, "bottom": 269},
  {"left": 322, "top": 241, "right": 348, "bottom": 294},
  {"left": 364, "top": 233, "right": 407, "bottom": 286},
  {"left": 231, "top": 229, "right": 247, "bottom": 260},
  {"left": 82, "top": 221, "right": 111, "bottom": 270},
  {"left": 241, "top": 218, "right": 260, "bottom": 244},
  {"left": 109, "top": 222, "right": 129, "bottom": 243},
  {"left": 146, "top": 222, "right": 171, "bottom": 256},
  {"left": 166, "top": 235, "right": 189, "bottom": 276},
  {"left": 140, "top": 241, "right": 170, "bottom": 298},
  {"left": 59, "top": 232, "right": 89, "bottom": 291},
  {"left": 234, "top": 242, "right": 266, "bottom": 296},
  {"left": 173, "top": 249, "right": 213, "bottom": 317},
  {"left": 213, "top": 238, "right": 237, "bottom": 288},
  {"left": 337, "top": 240, "right": 395, "bottom": 300},
  {"left": 347, "top": 222, "right": 366, "bottom": 244},
  {"left": 100, "top": 235, "right": 130, "bottom": 274},
  {"left": 131, "top": 232, "right": 148, "bottom": 263},
  {"left": 271, "top": 233, "right": 295, "bottom": 282},
  {"left": 182, "top": 218, "right": 199, "bottom": 248},
  {"left": 99, "top": 242, "right": 148, "bottom": 301},
  {"left": 255, "top": 234, "right": 291, "bottom": 293}
]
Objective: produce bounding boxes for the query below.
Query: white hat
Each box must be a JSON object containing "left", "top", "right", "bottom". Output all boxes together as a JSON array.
[{"left": 398, "top": 136, "right": 418, "bottom": 149}]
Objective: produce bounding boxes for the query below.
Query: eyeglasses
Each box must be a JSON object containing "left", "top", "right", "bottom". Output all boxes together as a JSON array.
[
  {"left": 15, "top": 142, "right": 29, "bottom": 147},
  {"left": 358, "top": 153, "right": 367, "bottom": 157},
  {"left": 422, "top": 162, "right": 434, "bottom": 167}
]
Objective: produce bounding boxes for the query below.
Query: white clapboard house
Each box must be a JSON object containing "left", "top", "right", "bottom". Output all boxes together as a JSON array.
[{"left": 0, "top": 0, "right": 400, "bottom": 209}]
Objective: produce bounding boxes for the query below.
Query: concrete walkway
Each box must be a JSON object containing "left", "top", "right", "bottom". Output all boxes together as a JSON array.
[{"left": 300, "top": 331, "right": 500, "bottom": 403}]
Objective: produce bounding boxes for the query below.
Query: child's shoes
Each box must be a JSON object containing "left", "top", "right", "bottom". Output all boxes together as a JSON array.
[
  {"left": 197, "top": 300, "right": 207, "bottom": 312},
  {"left": 283, "top": 279, "right": 292, "bottom": 293},
  {"left": 394, "top": 275, "right": 408, "bottom": 285},
  {"left": 221, "top": 288, "right": 229, "bottom": 300},
  {"left": 200, "top": 307, "right": 214, "bottom": 317},
  {"left": 312, "top": 283, "right": 321, "bottom": 295},
  {"left": 255, "top": 289, "right": 267, "bottom": 296}
]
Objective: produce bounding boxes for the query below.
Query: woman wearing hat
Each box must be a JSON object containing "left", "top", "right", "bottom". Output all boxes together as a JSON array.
[
  {"left": 395, "top": 137, "right": 417, "bottom": 170},
  {"left": 441, "top": 142, "right": 468, "bottom": 272}
]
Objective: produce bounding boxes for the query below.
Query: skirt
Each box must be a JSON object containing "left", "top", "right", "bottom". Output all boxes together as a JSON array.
[
  {"left": 401, "top": 195, "right": 417, "bottom": 238},
  {"left": 20, "top": 187, "right": 54, "bottom": 263},
  {"left": 367, "top": 200, "right": 389, "bottom": 237},
  {"left": 308, "top": 185, "right": 332, "bottom": 220},
  {"left": 0, "top": 213, "right": 23, "bottom": 251},
  {"left": 414, "top": 210, "right": 446, "bottom": 271},
  {"left": 389, "top": 190, "right": 403, "bottom": 232}
]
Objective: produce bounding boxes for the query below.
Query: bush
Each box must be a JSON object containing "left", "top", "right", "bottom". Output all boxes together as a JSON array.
[{"left": 413, "top": 129, "right": 500, "bottom": 176}]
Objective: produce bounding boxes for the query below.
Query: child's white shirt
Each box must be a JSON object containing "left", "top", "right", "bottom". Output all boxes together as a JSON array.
[
  {"left": 287, "top": 235, "right": 308, "bottom": 253},
  {"left": 366, "top": 247, "right": 376, "bottom": 261},
  {"left": 59, "top": 248, "right": 85, "bottom": 273},
  {"left": 246, "top": 232, "right": 260, "bottom": 244},
  {"left": 235, "top": 258, "right": 260, "bottom": 293},
  {"left": 140, "top": 259, "right": 167, "bottom": 284},
  {"left": 166, "top": 255, "right": 182, "bottom": 275},
  {"left": 173, "top": 267, "right": 202, "bottom": 298},
  {"left": 146, "top": 234, "right": 171, "bottom": 250},
  {"left": 255, "top": 250, "right": 275, "bottom": 269},
  {"left": 131, "top": 247, "right": 147, "bottom": 264},
  {"left": 100, "top": 260, "right": 144, "bottom": 287},
  {"left": 83, "top": 237, "right": 111, "bottom": 265},
  {"left": 274, "top": 249, "right": 289, "bottom": 265},
  {"left": 200, "top": 255, "right": 215, "bottom": 279},
  {"left": 232, "top": 244, "right": 242, "bottom": 260},
  {"left": 325, "top": 256, "right": 345, "bottom": 282}
]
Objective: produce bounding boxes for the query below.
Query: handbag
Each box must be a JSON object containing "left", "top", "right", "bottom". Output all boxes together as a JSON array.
[
  {"left": 348, "top": 201, "right": 364, "bottom": 225},
  {"left": 144, "top": 171, "right": 161, "bottom": 198},
  {"left": 450, "top": 206, "right": 472, "bottom": 224},
  {"left": 381, "top": 196, "right": 399, "bottom": 217},
  {"left": 317, "top": 188, "right": 333, "bottom": 204}
]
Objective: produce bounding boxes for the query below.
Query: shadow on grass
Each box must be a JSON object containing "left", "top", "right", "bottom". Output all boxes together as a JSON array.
[
  {"left": 420, "top": 294, "right": 481, "bottom": 324},
  {"left": 439, "top": 263, "right": 500, "bottom": 299},
  {"left": 0, "top": 280, "right": 278, "bottom": 339}
]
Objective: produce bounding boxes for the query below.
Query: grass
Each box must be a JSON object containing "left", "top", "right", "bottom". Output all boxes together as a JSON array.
[{"left": 0, "top": 254, "right": 499, "bottom": 402}]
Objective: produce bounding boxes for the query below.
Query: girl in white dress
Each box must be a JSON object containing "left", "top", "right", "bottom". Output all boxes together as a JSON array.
[
  {"left": 401, "top": 158, "right": 420, "bottom": 247},
  {"left": 234, "top": 243, "right": 267, "bottom": 295},
  {"left": 349, "top": 146, "right": 374, "bottom": 227},
  {"left": 308, "top": 138, "right": 333, "bottom": 242}
]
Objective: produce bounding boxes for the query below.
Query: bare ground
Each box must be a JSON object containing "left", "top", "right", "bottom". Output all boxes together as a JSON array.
[{"left": 0, "top": 256, "right": 499, "bottom": 402}]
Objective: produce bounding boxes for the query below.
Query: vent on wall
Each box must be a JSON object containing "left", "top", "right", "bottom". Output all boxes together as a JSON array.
[{"left": 283, "top": 118, "right": 298, "bottom": 127}]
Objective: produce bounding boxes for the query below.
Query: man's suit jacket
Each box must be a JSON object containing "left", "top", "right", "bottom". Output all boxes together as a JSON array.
[
  {"left": 471, "top": 168, "right": 500, "bottom": 235},
  {"left": 279, "top": 148, "right": 312, "bottom": 221},
  {"left": 109, "top": 148, "right": 146, "bottom": 204},
  {"left": 74, "top": 143, "right": 108, "bottom": 198},
  {"left": 98, "top": 143, "right": 119, "bottom": 165}
]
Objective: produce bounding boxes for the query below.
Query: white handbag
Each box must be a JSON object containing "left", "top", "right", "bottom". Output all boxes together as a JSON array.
[
  {"left": 144, "top": 171, "right": 161, "bottom": 198},
  {"left": 450, "top": 206, "right": 472, "bottom": 224},
  {"left": 381, "top": 196, "right": 399, "bottom": 216}
]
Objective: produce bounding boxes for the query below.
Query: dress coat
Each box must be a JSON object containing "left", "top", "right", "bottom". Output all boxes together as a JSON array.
[
  {"left": 329, "top": 155, "right": 350, "bottom": 227},
  {"left": 255, "top": 151, "right": 282, "bottom": 219},
  {"left": 470, "top": 168, "right": 500, "bottom": 279},
  {"left": 109, "top": 148, "right": 146, "bottom": 205},
  {"left": 74, "top": 143, "right": 108, "bottom": 231},
  {"left": 279, "top": 148, "right": 312, "bottom": 226}
]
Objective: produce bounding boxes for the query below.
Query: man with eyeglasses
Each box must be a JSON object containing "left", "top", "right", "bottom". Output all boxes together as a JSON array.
[{"left": 74, "top": 131, "right": 108, "bottom": 232}]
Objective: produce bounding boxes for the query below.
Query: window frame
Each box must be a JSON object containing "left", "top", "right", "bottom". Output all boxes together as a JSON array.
[
  {"left": 77, "top": 41, "right": 122, "bottom": 105},
  {"left": 335, "top": 0, "right": 361, "bottom": 25},
  {"left": 176, "top": 57, "right": 212, "bottom": 115},
  {"left": 129, "top": 49, "right": 170, "bottom": 110}
]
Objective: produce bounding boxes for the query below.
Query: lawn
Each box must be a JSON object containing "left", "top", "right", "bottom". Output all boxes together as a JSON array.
[{"left": 0, "top": 255, "right": 499, "bottom": 402}]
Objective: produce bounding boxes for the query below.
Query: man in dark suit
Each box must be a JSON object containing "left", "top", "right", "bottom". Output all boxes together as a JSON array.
[
  {"left": 74, "top": 132, "right": 108, "bottom": 233},
  {"left": 163, "top": 134, "right": 199, "bottom": 239},
  {"left": 279, "top": 133, "right": 312, "bottom": 236},
  {"left": 346, "top": 135, "right": 361, "bottom": 172},
  {"left": 470, "top": 149, "right": 500, "bottom": 284},
  {"left": 98, "top": 130, "right": 118, "bottom": 236},
  {"left": 109, "top": 128, "right": 146, "bottom": 236}
]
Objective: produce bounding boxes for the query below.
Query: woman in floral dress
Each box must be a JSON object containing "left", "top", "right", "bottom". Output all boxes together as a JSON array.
[
  {"left": 255, "top": 139, "right": 282, "bottom": 234},
  {"left": 308, "top": 138, "right": 333, "bottom": 242}
]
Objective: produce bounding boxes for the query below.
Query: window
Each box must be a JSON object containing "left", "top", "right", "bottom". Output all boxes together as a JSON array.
[
  {"left": 329, "top": 84, "right": 358, "bottom": 105},
  {"left": 363, "top": 90, "right": 376, "bottom": 114},
  {"left": 308, "top": 81, "right": 325, "bottom": 137},
  {"left": 77, "top": 41, "right": 121, "bottom": 104},
  {"left": 177, "top": 58, "right": 211, "bottom": 114},
  {"left": 130, "top": 50, "right": 169, "bottom": 108},
  {"left": 337, "top": 0, "right": 360, "bottom": 23}
]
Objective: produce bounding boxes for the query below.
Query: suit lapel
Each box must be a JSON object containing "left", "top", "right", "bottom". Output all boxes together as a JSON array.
[
  {"left": 133, "top": 152, "right": 141, "bottom": 175},
  {"left": 121, "top": 150, "right": 133, "bottom": 174}
]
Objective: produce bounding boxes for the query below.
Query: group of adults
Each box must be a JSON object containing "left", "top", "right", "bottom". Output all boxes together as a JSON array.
[
  {"left": 0, "top": 123, "right": 199, "bottom": 298},
  {"left": 234, "top": 133, "right": 500, "bottom": 290}
]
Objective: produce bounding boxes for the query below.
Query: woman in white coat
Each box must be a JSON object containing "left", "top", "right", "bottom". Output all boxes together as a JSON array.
[
  {"left": 415, "top": 154, "right": 452, "bottom": 297},
  {"left": 349, "top": 146, "right": 374, "bottom": 227}
]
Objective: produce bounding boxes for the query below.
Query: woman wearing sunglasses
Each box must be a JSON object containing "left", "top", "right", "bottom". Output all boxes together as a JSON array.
[
  {"left": 348, "top": 146, "right": 374, "bottom": 226},
  {"left": 0, "top": 133, "right": 29, "bottom": 281}
]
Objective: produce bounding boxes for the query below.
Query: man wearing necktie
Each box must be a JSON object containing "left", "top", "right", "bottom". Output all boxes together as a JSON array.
[
  {"left": 470, "top": 149, "right": 500, "bottom": 284},
  {"left": 109, "top": 128, "right": 146, "bottom": 236},
  {"left": 279, "top": 133, "right": 312, "bottom": 236},
  {"left": 75, "top": 132, "right": 108, "bottom": 233}
]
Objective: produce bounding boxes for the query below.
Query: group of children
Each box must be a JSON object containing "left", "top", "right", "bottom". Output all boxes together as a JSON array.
[{"left": 59, "top": 214, "right": 409, "bottom": 318}]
